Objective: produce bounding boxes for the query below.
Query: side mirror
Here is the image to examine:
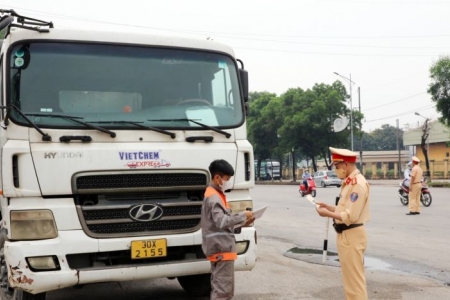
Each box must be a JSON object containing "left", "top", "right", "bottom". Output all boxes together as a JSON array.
[
  {"left": 0, "top": 16, "right": 14, "bottom": 31},
  {"left": 239, "top": 68, "right": 248, "bottom": 102}
]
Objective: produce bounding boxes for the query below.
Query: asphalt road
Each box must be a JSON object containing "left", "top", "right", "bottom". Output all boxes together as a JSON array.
[{"left": 48, "top": 184, "right": 450, "bottom": 300}]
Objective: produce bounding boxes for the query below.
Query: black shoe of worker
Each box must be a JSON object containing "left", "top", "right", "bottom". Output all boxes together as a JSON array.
[
  {"left": 415, "top": 212, "right": 420, "bottom": 215},
  {"left": 406, "top": 212, "right": 416, "bottom": 215}
]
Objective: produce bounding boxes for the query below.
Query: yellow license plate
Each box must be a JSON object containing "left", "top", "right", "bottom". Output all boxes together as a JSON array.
[{"left": 131, "top": 239, "right": 167, "bottom": 259}]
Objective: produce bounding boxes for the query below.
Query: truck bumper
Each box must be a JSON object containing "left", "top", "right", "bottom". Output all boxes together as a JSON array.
[{"left": 5, "top": 228, "right": 256, "bottom": 294}]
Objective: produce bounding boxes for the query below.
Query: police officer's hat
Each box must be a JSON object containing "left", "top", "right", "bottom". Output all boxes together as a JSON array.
[
  {"left": 329, "top": 147, "right": 358, "bottom": 165},
  {"left": 412, "top": 156, "right": 421, "bottom": 163}
]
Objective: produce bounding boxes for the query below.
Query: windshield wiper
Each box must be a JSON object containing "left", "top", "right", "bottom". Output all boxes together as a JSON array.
[
  {"left": 2, "top": 105, "right": 52, "bottom": 141},
  {"left": 148, "top": 118, "right": 231, "bottom": 138},
  {"left": 93, "top": 121, "right": 176, "bottom": 139},
  {"left": 25, "top": 114, "right": 116, "bottom": 138}
]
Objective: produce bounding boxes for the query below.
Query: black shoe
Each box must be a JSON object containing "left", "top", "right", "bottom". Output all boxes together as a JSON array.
[
  {"left": 406, "top": 212, "right": 416, "bottom": 215},
  {"left": 415, "top": 212, "right": 420, "bottom": 215}
]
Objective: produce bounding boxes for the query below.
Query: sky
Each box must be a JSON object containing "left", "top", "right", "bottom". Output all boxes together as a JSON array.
[{"left": 1, "top": 0, "right": 449, "bottom": 132}]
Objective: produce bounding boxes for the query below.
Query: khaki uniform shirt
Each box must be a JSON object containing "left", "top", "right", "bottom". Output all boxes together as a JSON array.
[
  {"left": 410, "top": 165, "right": 423, "bottom": 186},
  {"left": 336, "top": 169, "right": 370, "bottom": 226}
]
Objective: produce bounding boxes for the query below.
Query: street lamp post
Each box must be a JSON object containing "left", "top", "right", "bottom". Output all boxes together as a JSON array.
[
  {"left": 334, "top": 72, "right": 355, "bottom": 151},
  {"left": 414, "top": 112, "right": 431, "bottom": 179}
]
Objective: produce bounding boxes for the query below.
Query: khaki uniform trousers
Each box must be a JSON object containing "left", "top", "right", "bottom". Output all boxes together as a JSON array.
[
  {"left": 210, "top": 260, "right": 235, "bottom": 300},
  {"left": 409, "top": 183, "right": 421, "bottom": 213},
  {"left": 337, "top": 226, "right": 368, "bottom": 300}
]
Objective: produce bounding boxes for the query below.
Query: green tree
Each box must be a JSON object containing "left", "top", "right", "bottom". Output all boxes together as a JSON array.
[
  {"left": 277, "top": 82, "right": 350, "bottom": 175},
  {"left": 247, "top": 91, "right": 279, "bottom": 179},
  {"left": 354, "top": 131, "right": 376, "bottom": 152},
  {"left": 368, "top": 124, "right": 404, "bottom": 151},
  {"left": 428, "top": 56, "right": 450, "bottom": 125}
]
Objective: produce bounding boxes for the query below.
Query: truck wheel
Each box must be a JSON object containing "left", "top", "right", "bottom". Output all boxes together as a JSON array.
[
  {"left": 0, "top": 230, "right": 46, "bottom": 300},
  {"left": 177, "top": 273, "right": 211, "bottom": 297}
]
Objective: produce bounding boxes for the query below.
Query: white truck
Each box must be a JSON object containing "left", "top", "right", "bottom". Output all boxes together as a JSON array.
[{"left": 0, "top": 10, "right": 256, "bottom": 300}]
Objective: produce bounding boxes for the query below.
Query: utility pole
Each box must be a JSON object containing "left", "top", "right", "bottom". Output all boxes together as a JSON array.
[
  {"left": 358, "top": 87, "right": 363, "bottom": 172},
  {"left": 349, "top": 74, "right": 353, "bottom": 151},
  {"left": 333, "top": 72, "right": 355, "bottom": 151},
  {"left": 397, "top": 119, "right": 401, "bottom": 178}
]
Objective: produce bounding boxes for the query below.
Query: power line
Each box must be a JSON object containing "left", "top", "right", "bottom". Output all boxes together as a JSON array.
[
  {"left": 4, "top": 4, "right": 450, "bottom": 41},
  {"left": 365, "top": 104, "right": 435, "bottom": 122},
  {"left": 364, "top": 72, "right": 425, "bottom": 91},
  {"left": 315, "top": 0, "right": 450, "bottom": 3},
  {"left": 234, "top": 46, "right": 441, "bottom": 57},
  {"left": 363, "top": 92, "right": 427, "bottom": 111},
  {"left": 3, "top": 6, "right": 444, "bottom": 57}
]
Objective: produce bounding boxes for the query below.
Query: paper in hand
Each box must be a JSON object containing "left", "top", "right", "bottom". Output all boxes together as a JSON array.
[
  {"left": 252, "top": 205, "right": 268, "bottom": 219},
  {"left": 306, "top": 195, "right": 320, "bottom": 208}
]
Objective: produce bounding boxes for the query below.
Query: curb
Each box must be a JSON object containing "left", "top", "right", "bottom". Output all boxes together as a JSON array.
[{"left": 255, "top": 180, "right": 449, "bottom": 188}]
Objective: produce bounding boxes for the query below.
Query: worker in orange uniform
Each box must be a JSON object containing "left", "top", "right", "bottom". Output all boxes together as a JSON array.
[
  {"left": 201, "top": 159, "right": 254, "bottom": 300},
  {"left": 316, "top": 147, "right": 370, "bottom": 300},
  {"left": 407, "top": 156, "right": 423, "bottom": 215}
]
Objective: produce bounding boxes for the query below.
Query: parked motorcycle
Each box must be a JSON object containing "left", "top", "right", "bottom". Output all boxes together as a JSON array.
[
  {"left": 398, "top": 181, "right": 432, "bottom": 207},
  {"left": 299, "top": 177, "right": 317, "bottom": 197}
]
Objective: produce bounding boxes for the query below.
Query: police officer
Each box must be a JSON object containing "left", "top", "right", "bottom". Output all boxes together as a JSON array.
[
  {"left": 316, "top": 147, "right": 370, "bottom": 300},
  {"left": 407, "top": 156, "right": 423, "bottom": 215}
]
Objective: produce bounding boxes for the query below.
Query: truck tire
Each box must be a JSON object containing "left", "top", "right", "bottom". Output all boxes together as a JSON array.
[
  {"left": 0, "top": 230, "right": 46, "bottom": 300},
  {"left": 177, "top": 273, "right": 211, "bottom": 297}
]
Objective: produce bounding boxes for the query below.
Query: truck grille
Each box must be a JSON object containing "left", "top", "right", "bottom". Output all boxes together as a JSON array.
[
  {"left": 77, "top": 202, "right": 203, "bottom": 238},
  {"left": 73, "top": 170, "right": 208, "bottom": 194},
  {"left": 83, "top": 205, "right": 202, "bottom": 221},
  {"left": 73, "top": 170, "right": 207, "bottom": 238},
  {"left": 88, "top": 219, "right": 200, "bottom": 235}
]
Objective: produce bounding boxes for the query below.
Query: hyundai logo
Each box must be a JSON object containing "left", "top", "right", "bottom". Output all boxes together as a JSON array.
[{"left": 129, "top": 204, "right": 164, "bottom": 222}]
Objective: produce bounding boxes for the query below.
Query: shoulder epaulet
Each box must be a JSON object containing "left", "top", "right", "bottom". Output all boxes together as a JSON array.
[
  {"left": 345, "top": 176, "right": 358, "bottom": 185},
  {"left": 345, "top": 177, "right": 351, "bottom": 185}
]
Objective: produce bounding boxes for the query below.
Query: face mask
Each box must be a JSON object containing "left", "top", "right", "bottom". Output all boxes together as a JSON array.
[
  {"left": 335, "top": 165, "right": 347, "bottom": 179},
  {"left": 220, "top": 178, "right": 233, "bottom": 192}
]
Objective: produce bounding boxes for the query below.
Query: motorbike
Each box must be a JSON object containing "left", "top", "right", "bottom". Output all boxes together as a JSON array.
[
  {"left": 398, "top": 180, "right": 432, "bottom": 207},
  {"left": 299, "top": 177, "right": 317, "bottom": 197}
]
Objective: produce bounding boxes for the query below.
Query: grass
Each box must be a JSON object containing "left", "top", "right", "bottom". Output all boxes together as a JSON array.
[{"left": 428, "top": 181, "right": 450, "bottom": 188}]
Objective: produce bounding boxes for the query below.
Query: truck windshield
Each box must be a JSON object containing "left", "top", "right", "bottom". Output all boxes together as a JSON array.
[{"left": 8, "top": 42, "right": 244, "bottom": 129}]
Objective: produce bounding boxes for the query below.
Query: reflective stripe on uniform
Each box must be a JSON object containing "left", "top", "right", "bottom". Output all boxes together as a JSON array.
[
  {"left": 207, "top": 252, "right": 237, "bottom": 262},
  {"left": 205, "top": 186, "right": 229, "bottom": 208}
]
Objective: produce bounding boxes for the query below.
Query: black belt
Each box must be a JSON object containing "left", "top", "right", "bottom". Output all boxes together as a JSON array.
[{"left": 333, "top": 223, "right": 363, "bottom": 234}]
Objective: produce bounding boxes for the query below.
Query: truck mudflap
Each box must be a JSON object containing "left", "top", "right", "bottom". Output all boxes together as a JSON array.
[{"left": 4, "top": 228, "right": 256, "bottom": 294}]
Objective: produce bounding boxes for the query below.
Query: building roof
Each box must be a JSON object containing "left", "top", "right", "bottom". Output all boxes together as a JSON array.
[{"left": 403, "top": 120, "right": 450, "bottom": 146}]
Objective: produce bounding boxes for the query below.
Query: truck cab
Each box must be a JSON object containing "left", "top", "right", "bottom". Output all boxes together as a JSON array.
[{"left": 0, "top": 10, "right": 256, "bottom": 300}]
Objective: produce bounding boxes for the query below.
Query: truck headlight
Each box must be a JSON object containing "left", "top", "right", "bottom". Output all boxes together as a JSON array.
[
  {"left": 228, "top": 200, "right": 253, "bottom": 214},
  {"left": 11, "top": 210, "right": 58, "bottom": 240},
  {"left": 236, "top": 241, "right": 249, "bottom": 254}
]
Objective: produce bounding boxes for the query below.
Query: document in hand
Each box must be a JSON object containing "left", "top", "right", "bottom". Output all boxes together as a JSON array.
[
  {"left": 253, "top": 205, "right": 268, "bottom": 219},
  {"left": 306, "top": 195, "right": 320, "bottom": 208}
]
